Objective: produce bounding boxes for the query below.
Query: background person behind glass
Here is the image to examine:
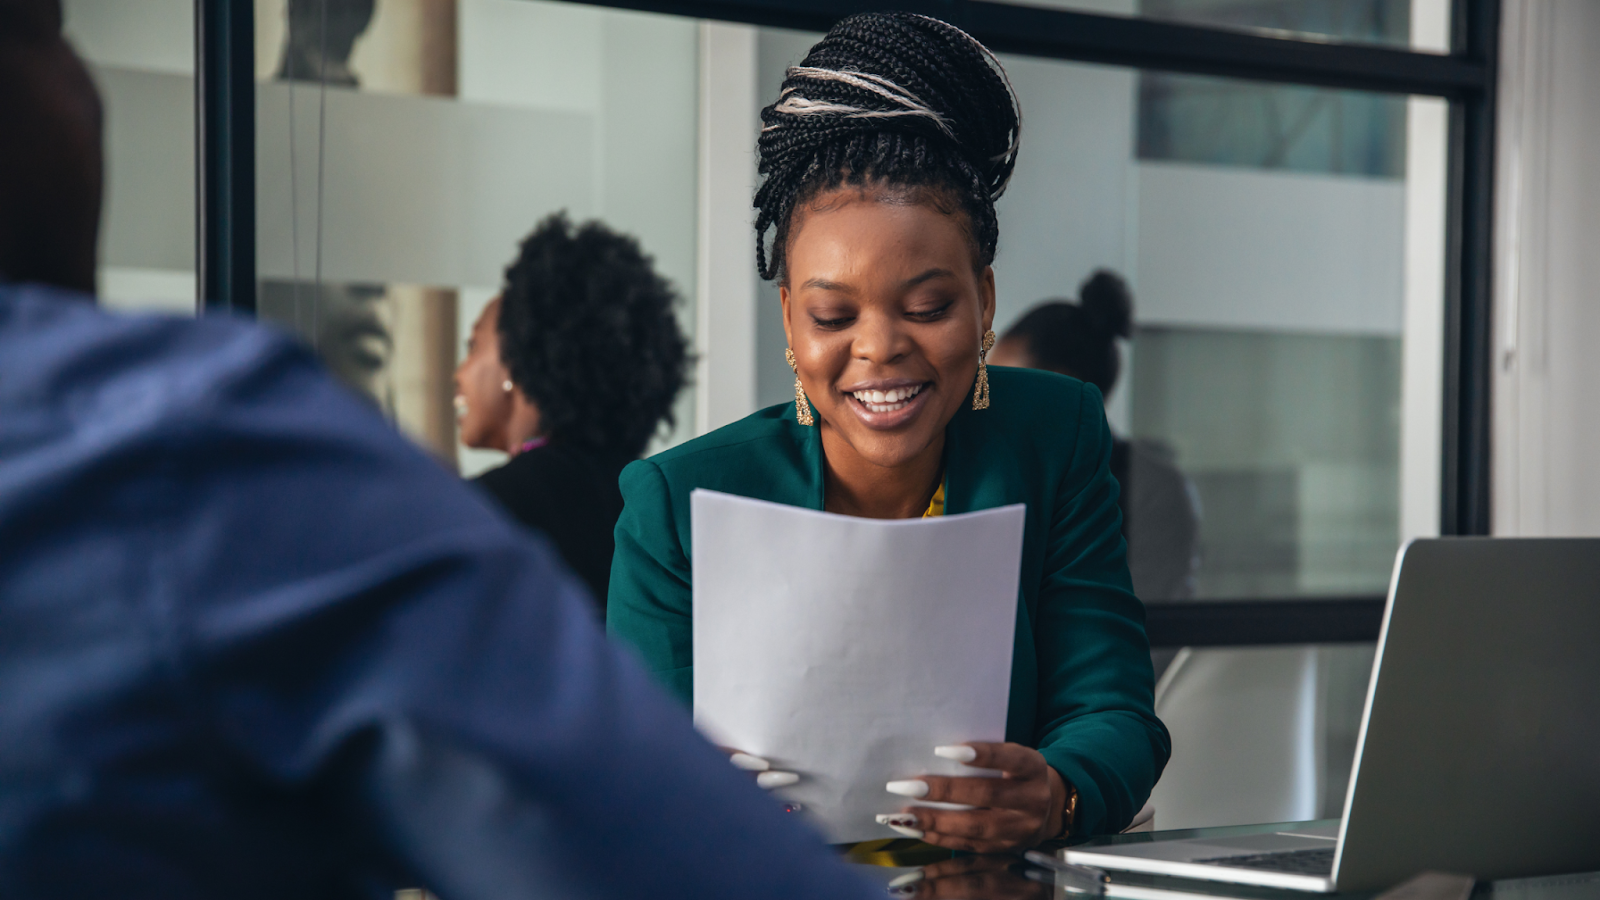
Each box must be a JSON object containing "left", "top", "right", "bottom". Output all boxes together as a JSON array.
[
  {"left": 455, "top": 213, "right": 690, "bottom": 609},
  {"left": 989, "top": 271, "right": 1201, "bottom": 605}
]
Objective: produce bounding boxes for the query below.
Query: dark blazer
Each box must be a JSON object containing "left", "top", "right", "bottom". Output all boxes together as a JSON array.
[
  {"left": 606, "top": 366, "right": 1171, "bottom": 835},
  {"left": 474, "top": 443, "right": 628, "bottom": 609}
]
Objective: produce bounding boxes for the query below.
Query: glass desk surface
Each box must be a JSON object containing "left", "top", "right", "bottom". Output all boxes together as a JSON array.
[{"left": 842, "top": 822, "right": 1600, "bottom": 899}]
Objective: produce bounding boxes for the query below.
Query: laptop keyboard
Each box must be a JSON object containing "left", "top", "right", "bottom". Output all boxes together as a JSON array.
[{"left": 1195, "top": 847, "right": 1335, "bottom": 876}]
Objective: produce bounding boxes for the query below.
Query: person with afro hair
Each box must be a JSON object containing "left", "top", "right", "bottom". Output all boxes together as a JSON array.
[{"left": 455, "top": 212, "right": 690, "bottom": 608}]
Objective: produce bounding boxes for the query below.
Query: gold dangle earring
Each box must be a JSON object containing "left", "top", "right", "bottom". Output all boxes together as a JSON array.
[
  {"left": 972, "top": 330, "right": 996, "bottom": 410},
  {"left": 785, "top": 348, "right": 814, "bottom": 426}
]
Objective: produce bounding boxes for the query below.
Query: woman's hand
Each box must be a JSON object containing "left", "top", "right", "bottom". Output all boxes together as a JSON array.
[
  {"left": 725, "top": 751, "right": 800, "bottom": 790},
  {"left": 879, "top": 742, "right": 1067, "bottom": 853}
]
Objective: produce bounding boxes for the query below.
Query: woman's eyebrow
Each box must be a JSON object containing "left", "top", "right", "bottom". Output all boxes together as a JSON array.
[
  {"left": 901, "top": 267, "right": 956, "bottom": 288},
  {"left": 800, "top": 268, "right": 955, "bottom": 294},
  {"left": 799, "top": 277, "right": 854, "bottom": 294}
]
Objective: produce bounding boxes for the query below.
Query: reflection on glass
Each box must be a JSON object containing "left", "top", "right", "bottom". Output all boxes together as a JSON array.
[
  {"left": 844, "top": 844, "right": 1059, "bottom": 900},
  {"left": 256, "top": 0, "right": 463, "bottom": 463},
  {"left": 258, "top": 279, "right": 460, "bottom": 465}
]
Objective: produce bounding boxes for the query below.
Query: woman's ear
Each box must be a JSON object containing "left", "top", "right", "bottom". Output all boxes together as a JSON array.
[
  {"left": 979, "top": 266, "right": 997, "bottom": 334},
  {"left": 779, "top": 283, "right": 795, "bottom": 349}
]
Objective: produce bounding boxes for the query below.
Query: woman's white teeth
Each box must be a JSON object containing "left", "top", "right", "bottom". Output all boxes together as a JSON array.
[{"left": 851, "top": 384, "right": 923, "bottom": 412}]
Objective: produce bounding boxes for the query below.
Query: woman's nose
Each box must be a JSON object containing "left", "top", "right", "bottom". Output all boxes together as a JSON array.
[{"left": 852, "top": 310, "right": 912, "bottom": 363}]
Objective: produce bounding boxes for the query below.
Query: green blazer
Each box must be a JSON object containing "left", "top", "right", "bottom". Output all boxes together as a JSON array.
[{"left": 606, "top": 366, "right": 1170, "bottom": 835}]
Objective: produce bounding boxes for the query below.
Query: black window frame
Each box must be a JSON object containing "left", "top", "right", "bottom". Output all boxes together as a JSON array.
[{"left": 195, "top": 0, "right": 1498, "bottom": 647}]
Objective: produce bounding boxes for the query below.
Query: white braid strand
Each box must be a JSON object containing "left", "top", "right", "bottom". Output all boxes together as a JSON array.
[{"left": 769, "top": 65, "right": 954, "bottom": 138}]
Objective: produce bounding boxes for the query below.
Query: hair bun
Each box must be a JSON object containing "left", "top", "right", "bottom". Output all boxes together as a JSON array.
[
  {"left": 1079, "top": 269, "right": 1133, "bottom": 339},
  {"left": 760, "top": 12, "right": 1020, "bottom": 201}
]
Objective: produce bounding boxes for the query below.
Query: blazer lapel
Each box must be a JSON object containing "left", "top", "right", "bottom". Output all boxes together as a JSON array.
[{"left": 942, "top": 402, "right": 1028, "bottom": 515}]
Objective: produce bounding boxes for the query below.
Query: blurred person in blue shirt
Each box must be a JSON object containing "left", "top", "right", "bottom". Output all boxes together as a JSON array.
[{"left": 0, "top": 3, "right": 875, "bottom": 898}]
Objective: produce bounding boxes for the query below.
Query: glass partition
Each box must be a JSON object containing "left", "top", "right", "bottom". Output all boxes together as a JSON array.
[
  {"left": 252, "top": 0, "right": 700, "bottom": 473},
  {"left": 244, "top": 6, "right": 1447, "bottom": 595}
]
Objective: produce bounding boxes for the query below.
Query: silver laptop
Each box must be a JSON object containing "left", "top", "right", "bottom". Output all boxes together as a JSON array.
[{"left": 1066, "top": 538, "right": 1600, "bottom": 893}]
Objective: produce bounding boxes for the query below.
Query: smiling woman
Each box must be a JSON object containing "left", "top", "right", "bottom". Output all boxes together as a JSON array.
[
  {"left": 782, "top": 198, "right": 994, "bottom": 519},
  {"left": 606, "top": 12, "right": 1170, "bottom": 852}
]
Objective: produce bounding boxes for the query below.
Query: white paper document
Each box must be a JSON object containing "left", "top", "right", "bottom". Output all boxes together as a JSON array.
[{"left": 690, "top": 489, "right": 1025, "bottom": 843}]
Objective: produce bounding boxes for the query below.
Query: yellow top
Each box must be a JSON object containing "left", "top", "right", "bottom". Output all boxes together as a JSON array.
[{"left": 923, "top": 481, "right": 946, "bottom": 518}]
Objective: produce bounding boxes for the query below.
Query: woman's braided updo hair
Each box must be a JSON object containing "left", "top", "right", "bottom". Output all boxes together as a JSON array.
[{"left": 754, "top": 12, "right": 1020, "bottom": 282}]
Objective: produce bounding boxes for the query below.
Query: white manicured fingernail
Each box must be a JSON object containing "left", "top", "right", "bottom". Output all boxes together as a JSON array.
[
  {"left": 877, "top": 813, "right": 920, "bottom": 827},
  {"left": 886, "top": 823, "right": 924, "bottom": 839},
  {"left": 887, "top": 871, "right": 925, "bottom": 888},
  {"left": 886, "top": 779, "right": 929, "bottom": 798},
  {"left": 730, "top": 753, "right": 769, "bottom": 771},
  {"left": 757, "top": 771, "right": 799, "bottom": 789},
  {"left": 934, "top": 745, "right": 977, "bottom": 763}
]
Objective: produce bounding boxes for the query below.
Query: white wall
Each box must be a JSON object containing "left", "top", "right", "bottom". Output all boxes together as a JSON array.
[{"left": 1493, "top": 0, "right": 1600, "bottom": 536}]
